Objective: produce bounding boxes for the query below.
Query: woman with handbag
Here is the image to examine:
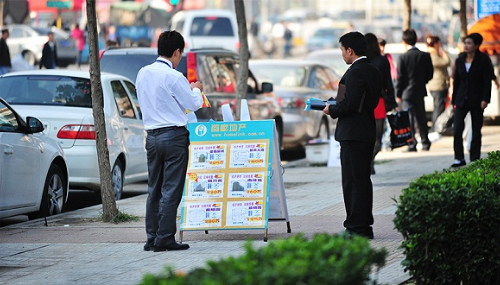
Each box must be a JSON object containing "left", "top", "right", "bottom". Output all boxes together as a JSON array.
[
  {"left": 426, "top": 35, "right": 451, "bottom": 133},
  {"left": 365, "top": 33, "right": 398, "bottom": 174},
  {"left": 451, "top": 33, "right": 495, "bottom": 167}
]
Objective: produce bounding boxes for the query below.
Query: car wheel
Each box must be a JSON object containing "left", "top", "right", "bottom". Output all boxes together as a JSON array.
[
  {"left": 317, "top": 117, "right": 329, "bottom": 141},
  {"left": 112, "top": 160, "right": 124, "bottom": 200},
  {"left": 22, "top": 50, "right": 36, "bottom": 66},
  {"left": 28, "top": 165, "right": 66, "bottom": 220}
]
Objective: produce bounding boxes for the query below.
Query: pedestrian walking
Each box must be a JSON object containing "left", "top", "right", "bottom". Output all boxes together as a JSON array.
[
  {"left": 396, "top": 29, "right": 433, "bottom": 152},
  {"left": 426, "top": 35, "right": 451, "bottom": 132},
  {"left": 0, "top": 28, "right": 11, "bottom": 75},
  {"left": 136, "top": 30, "right": 203, "bottom": 252},
  {"left": 451, "top": 33, "right": 495, "bottom": 167},
  {"left": 365, "top": 33, "right": 398, "bottom": 175},
  {"left": 39, "top": 32, "right": 58, "bottom": 69},
  {"left": 323, "top": 31, "right": 382, "bottom": 239},
  {"left": 71, "top": 24, "right": 85, "bottom": 67}
]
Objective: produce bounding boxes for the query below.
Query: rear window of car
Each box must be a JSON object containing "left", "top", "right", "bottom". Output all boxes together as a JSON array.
[
  {"left": 190, "top": 17, "right": 234, "bottom": 36},
  {"left": 101, "top": 53, "right": 158, "bottom": 83},
  {"left": 101, "top": 52, "right": 187, "bottom": 82},
  {"left": 0, "top": 75, "right": 92, "bottom": 107}
]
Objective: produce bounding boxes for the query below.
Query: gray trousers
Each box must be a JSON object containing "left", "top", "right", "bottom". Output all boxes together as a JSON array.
[{"left": 145, "top": 126, "right": 189, "bottom": 247}]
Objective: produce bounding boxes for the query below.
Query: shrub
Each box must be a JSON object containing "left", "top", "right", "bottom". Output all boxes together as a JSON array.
[
  {"left": 393, "top": 151, "right": 500, "bottom": 284},
  {"left": 141, "top": 233, "right": 387, "bottom": 285}
]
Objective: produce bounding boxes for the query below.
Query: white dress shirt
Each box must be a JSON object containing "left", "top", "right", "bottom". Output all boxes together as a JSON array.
[{"left": 136, "top": 57, "right": 203, "bottom": 130}]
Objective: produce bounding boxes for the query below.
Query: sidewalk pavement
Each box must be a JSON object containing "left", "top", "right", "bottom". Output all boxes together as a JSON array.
[{"left": 1, "top": 125, "right": 499, "bottom": 285}]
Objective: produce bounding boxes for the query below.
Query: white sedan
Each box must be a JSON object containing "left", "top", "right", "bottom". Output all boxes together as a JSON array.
[
  {"left": 0, "top": 97, "right": 69, "bottom": 219},
  {"left": 0, "top": 70, "right": 148, "bottom": 200}
]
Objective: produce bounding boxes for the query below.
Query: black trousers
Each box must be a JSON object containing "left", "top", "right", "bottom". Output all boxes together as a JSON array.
[
  {"left": 453, "top": 103, "right": 484, "bottom": 162},
  {"left": 145, "top": 126, "right": 190, "bottom": 247},
  {"left": 430, "top": 89, "right": 448, "bottom": 131},
  {"left": 403, "top": 98, "right": 430, "bottom": 149},
  {"left": 340, "top": 140, "right": 374, "bottom": 236}
]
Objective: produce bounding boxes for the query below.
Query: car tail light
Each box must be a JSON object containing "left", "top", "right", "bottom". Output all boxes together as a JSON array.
[
  {"left": 280, "top": 97, "right": 305, "bottom": 109},
  {"left": 57, "top": 125, "right": 96, "bottom": 140},
  {"left": 186, "top": 51, "right": 197, "bottom": 83},
  {"left": 235, "top": 41, "right": 240, "bottom": 51}
]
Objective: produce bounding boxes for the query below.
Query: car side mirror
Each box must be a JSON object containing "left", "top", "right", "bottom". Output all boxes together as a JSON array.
[
  {"left": 26, "top": 116, "right": 44, "bottom": 133},
  {"left": 262, "top": 82, "right": 273, "bottom": 93}
]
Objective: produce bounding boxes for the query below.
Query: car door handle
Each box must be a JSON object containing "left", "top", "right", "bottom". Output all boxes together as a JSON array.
[{"left": 4, "top": 145, "right": 13, "bottom": 155}]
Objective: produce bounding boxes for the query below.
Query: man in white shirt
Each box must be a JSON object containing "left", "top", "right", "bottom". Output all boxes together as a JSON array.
[{"left": 136, "top": 30, "right": 203, "bottom": 252}]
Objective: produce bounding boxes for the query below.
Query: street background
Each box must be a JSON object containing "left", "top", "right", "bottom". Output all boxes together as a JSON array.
[{"left": 1, "top": 123, "right": 499, "bottom": 285}]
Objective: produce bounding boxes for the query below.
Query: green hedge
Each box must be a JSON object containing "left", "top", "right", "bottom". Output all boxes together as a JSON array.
[
  {"left": 393, "top": 151, "right": 500, "bottom": 284},
  {"left": 140, "top": 233, "right": 387, "bottom": 285}
]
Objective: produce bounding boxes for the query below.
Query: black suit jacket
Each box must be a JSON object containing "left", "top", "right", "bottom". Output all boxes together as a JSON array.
[
  {"left": 396, "top": 47, "right": 433, "bottom": 101},
  {"left": 328, "top": 57, "right": 382, "bottom": 143},
  {"left": 0, "top": 38, "right": 11, "bottom": 67},
  {"left": 39, "top": 42, "right": 58, "bottom": 69},
  {"left": 452, "top": 51, "right": 494, "bottom": 107}
]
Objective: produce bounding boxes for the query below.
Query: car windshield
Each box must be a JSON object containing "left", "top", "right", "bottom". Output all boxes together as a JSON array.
[
  {"left": 250, "top": 65, "right": 306, "bottom": 87},
  {"left": 190, "top": 17, "right": 233, "bottom": 36},
  {"left": 0, "top": 75, "right": 92, "bottom": 107}
]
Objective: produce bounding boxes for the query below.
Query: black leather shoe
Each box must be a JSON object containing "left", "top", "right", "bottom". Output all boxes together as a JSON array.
[
  {"left": 144, "top": 241, "right": 154, "bottom": 251},
  {"left": 403, "top": 147, "right": 417, "bottom": 152},
  {"left": 153, "top": 242, "right": 190, "bottom": 252},
  {"left": 422, "top": 144, "right": 431, "bottom": 151},
  {"left": 451, "top": 160, "right": 466, "bottom": 168},
  {"left": 345, "top": 229, "right": 374, "bottom": 240}
]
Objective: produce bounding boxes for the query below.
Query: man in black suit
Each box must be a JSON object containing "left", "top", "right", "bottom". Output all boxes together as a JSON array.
[
  {"left": 396, "top": 29, "right": 433, "bottom": 151},
  {"left": 39, "top": 32, "right": 58, "bottom": 69},
  {"left": 323, "top": 31, "right": 382, "bottom": 239}
]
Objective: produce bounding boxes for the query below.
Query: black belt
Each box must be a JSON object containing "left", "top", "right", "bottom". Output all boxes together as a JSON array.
[{"left": 146, "top": 126, "right": 185, "bottom": 134}]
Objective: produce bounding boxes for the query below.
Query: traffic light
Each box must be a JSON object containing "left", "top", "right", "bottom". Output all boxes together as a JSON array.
[{"left": 170, "top": 0, "right": 179, "bottom": 5}]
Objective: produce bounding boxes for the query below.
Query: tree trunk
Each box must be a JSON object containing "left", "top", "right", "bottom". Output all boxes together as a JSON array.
[
  {"left": 234, "top": 0, "right": 249, "bottom": 120},
  {"left": 86, "top": 0, "right": 117, "bottom": 222},
  {"left": 402, "top": 0, "right": 411, "bottom": 31},
  {"left": 459, "top": 0, "right": 467, "bottom": 43}
]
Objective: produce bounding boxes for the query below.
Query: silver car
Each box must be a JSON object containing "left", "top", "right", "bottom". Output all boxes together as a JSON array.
[
  {"left": 249, "top": 60, "right": 340, "bottom": 150},
  {"left": 0, "top": 97, "right": 69, "bottom": 219},
  {"left": 6, "top": 24, "right": 78, "bottom": 67},
  {"left": 0, "top": 70, "right": 148, "bottom": 200}
]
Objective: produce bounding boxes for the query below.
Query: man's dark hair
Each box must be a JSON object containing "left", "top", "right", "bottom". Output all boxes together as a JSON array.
[
  {"left": 365, "top": 33, "right": 381, "bottom": 60},
  {"left": 339, "top": 31, "right": 366, "bottom": 56},
  {"left": 1, "top": 28, "right": 8, "bottom": 35},
  {"left": 402, "top": 29, "right": 417, "bottom": 46},
  {"left": 157, "top": 30, "right": 185, "bottom": 57}
]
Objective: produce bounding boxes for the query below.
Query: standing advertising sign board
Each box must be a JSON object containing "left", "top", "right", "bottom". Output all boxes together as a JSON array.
[{"left": 179, "top": 120, "right": 290, "bottom": 241}]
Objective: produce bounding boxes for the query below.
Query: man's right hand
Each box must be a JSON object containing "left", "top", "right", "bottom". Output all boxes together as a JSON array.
[{"left": 191, "top": 81, "right": 203, "bottom": 92}]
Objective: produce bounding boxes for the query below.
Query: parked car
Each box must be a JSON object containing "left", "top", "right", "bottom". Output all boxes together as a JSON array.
[
  {"left": 169, "top": 9, "right": 240, "bottom": 53},
  {"left": 0, "top": 97, "right": 69, "bottom": 219},
  {"left": 249, "top": 59, "right": 340, "bottom": 150},
  {"left": 6, "top": 24, "right": 78, "bottom": 67},
  {"left": 0, "top": 70, "right": 148, "bottom": 200},
  {"left": 100, "top": 47, "right": 284, "bottom": 147},
  {"left": 305, "top": 48, "right": 349, "bottom": 76},
  {"left": 306, "top": 27, "right": 343, "bottom": 53}
]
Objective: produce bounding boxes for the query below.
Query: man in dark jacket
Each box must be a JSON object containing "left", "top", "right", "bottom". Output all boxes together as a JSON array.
[
  {"left": 39, "top": 32, "right": 58, "bottom": 69},
  {"left": 0, "top": 28, "right": 11, "bottom": 75},
  {"left": 323, "top": 31, "right": 382, "bottom": 239},
  {"left": 396, "top": 29, "right": 433, "bottom": 152}
]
